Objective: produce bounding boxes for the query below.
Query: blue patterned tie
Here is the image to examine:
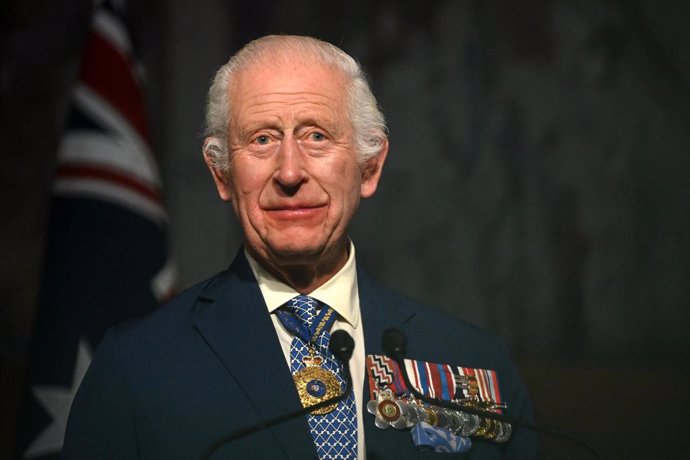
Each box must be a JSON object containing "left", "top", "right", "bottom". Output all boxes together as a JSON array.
[{"left": 277, "top": 295, "right": 357, "bottom": 460}]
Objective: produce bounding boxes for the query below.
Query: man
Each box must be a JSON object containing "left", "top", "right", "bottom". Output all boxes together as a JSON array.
[{"left": 63, "top": 35, "right": 539, "bottom": 459}]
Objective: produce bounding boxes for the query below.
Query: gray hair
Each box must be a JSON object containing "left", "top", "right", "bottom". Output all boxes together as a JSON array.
[{"left": 203, "top": 35, "right": 387, "bottom": 170}]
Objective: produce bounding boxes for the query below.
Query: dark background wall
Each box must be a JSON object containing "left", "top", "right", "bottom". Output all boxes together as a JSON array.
[{"left": 2, "top": 0, "right": 688, "bottom": 458}]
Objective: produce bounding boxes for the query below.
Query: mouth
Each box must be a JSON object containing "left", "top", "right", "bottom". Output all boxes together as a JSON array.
[
  {"left": 263, "top": 201, "right": 326, "bottom": 211},
  {"left": 263, "top": 204, "right": 327, "bottom": 222}
]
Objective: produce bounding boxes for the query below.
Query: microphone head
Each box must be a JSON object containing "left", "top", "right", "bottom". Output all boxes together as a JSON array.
[
  {"left": 329, "top": 330, "right": 355, "bottom": 362},
  {"left": 382, "top": 328, "right": 407, "bottom": 361}
]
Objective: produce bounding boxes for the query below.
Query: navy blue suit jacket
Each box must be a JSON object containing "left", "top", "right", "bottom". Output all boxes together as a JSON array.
[{"left": 63, "top": 251, "right": 539, "bottom": 459}]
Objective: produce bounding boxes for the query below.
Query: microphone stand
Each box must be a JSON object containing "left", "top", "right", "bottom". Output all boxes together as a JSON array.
[
  {"left": 382, "top": 328, "right": 605, "bottom": 460},
  {"left": 199, "top": 330, "right": 355, "bottom": 460}
]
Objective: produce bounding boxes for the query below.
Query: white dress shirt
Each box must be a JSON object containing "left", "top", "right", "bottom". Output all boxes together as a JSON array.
[{"left": 245, "top": 242, "right": 367, "bottom": 460}]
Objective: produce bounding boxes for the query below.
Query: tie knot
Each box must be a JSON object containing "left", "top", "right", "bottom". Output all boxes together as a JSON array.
[
  {"left": 286, "top": 294, "right": 319, "bottom": 327},
  {"left": 277, "top": 295, "right": 337, "bottom": 345}
]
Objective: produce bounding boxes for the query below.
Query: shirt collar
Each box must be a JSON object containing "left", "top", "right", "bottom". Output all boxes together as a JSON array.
[{"left": 245, "top": 241, "right": 360, "bottom": 328}]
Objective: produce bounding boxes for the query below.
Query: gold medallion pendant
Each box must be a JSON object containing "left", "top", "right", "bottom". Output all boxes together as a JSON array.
[{"left": 293, "top": 354, "right": 341, "bottom": 415}]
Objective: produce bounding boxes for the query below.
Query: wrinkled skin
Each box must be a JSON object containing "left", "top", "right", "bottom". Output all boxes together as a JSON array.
[{"left": 205, "top": 55, "right": 388, "bottom": 292}]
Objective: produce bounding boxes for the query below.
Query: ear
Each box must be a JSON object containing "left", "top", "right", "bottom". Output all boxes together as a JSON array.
[
  {"left": 203, "top": 137, "right": 233, "bottom": 202},
  {"left": 360, "top": 137, "right": 389, "bottom": 199}
]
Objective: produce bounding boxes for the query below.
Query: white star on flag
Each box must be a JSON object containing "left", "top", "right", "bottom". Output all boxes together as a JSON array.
[{"left": 24, "top": 339, "right": 92, "bottom": 458}]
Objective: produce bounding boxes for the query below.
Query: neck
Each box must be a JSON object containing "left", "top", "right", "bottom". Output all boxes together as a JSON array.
[{"left": 248, "top": 241, "right": 349, "bottom": 294}]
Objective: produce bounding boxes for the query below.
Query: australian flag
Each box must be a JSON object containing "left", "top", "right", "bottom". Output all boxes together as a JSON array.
[{"left": 15, "top": 1, "right": 175, "bottom": 458}]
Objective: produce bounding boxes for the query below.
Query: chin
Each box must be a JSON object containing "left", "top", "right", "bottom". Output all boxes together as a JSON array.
[{"left": 268, "top": 245, "right": 323, "bottom": 264}]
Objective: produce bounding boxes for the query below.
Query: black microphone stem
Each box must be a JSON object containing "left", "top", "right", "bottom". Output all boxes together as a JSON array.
[
  {"left": 199, "top": 330, "right": 355, "bottom": 460},
  {"left": 199, "top": 383, "right": 350, "bottom": 460}
]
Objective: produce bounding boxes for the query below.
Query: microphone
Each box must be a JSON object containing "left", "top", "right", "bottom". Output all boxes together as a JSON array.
[
  {"left": 330, "top": 329, "right": 356, "bottom": 363},
  {"left": 199, "top": 330, "right": 355, "bottom": 460},
  {"left": 381, "top": 327, "right": 407, "bottom": 361},
  {"left": 381, "top": 328, "right": 605, "bottom": 460}
]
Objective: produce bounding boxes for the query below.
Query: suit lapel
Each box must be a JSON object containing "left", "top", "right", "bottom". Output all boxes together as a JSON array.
[
  {"left": 190, "top": 255, "right": 421, "bottom": 459},
  {"left": 192, "top": 252, "right": 316, "bottom": 459}
]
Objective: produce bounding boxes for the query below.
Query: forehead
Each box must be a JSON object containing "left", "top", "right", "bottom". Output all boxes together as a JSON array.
[{"left": 228, "top": 55, "right": 350, "bottom": 126}]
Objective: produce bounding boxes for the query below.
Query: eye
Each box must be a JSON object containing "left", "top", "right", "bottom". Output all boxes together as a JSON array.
[
  {"left": 255, "top": 135, "right": 270, "bottom": 145},
  {"left": 309, "top": 132, "right": 326, "bottom": 142}
]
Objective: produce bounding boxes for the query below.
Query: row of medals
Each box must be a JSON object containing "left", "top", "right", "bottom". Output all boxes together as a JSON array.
[
  {"left": 289, "top": 328, "right": 511, "bottom": 443},
  {"left": 367, "top": 389, "right": 512, "bottom": 443}
]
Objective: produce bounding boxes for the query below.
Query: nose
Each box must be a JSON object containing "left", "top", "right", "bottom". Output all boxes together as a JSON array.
[{"left": 273, "top": 136, "right": 305, "bottom": 192}]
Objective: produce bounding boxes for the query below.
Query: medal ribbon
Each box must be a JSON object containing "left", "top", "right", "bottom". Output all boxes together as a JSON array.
[
  {"left": 411, "top": 421, "right": 472, "bottom": 453},
  {"left": 276, "top": 300, "right": 336, "bottom": 345},
  {"left": 366, "top": 354, "right": 504, "bottom": 408},
  {"left": 403, "top": 358, "right": 456, "bottom": 400}
]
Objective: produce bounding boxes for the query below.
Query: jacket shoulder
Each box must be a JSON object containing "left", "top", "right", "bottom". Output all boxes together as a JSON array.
[{"left": 358, "top": 268, "right": 506, "bottom": 362}]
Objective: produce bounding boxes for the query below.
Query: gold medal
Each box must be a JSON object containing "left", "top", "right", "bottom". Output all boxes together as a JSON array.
[
  {"left": 424, "top": 407, "right": 439, "bottom": 426},
  {"left": 475, "top": 416, "right": 495, "bottom": 438},
  {"left": 293, "top": 352, "right": 341, "bottom": 415}
]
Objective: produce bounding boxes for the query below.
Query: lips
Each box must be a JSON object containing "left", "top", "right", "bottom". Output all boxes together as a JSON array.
[
  {"left": 265, "top": 204, "right": 322, "bottom": 211},
  {"left": 263, "top": 203, "right": 327, "bottom": 222},
  {"left": 262, "top": 200, "right": 326, "bottom": 211}
]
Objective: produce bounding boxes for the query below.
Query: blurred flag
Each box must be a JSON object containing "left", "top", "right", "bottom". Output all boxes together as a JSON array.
[{"left": 15, "top": 1, "right": 175, "bottom": 458}]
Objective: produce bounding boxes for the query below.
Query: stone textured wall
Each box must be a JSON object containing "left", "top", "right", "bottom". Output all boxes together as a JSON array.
[{"left": 342, "top": 0, "right": 690, "bottom": 362}]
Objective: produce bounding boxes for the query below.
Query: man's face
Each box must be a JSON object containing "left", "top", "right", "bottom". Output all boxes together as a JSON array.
[{"left": 206, "top": 56, "right": 387, "bottom": 270}]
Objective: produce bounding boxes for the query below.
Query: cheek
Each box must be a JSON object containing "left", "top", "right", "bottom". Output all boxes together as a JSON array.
[
  {"left": 329, "top": 163, "right": 363, "bottom": 211},
  {"left": 231, "top": 162, "right": 268, "bottom": 199}
]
